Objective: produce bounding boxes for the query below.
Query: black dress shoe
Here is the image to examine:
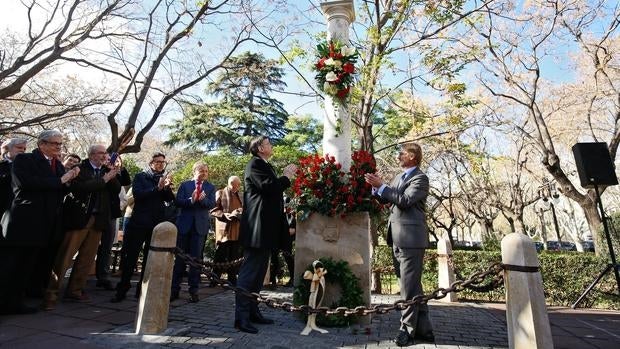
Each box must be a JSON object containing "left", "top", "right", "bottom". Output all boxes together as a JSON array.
[
  {"left": 234, "top": 319, "right": 258, "bottom": 334},
  {"left": 96, "top": 279, "right": 115, "bottom": 290},
  {"left": 394, "top": 330, "right": 413, "bottom": 347},
  {"left": 250, "top": 313, "right": 274, "bottom": 324},
  {"left": 189, "top": 293, "right": 199, "bottom": 303},
  {"left": 413, "top": 332, "right": 435, "bottom": 343}
]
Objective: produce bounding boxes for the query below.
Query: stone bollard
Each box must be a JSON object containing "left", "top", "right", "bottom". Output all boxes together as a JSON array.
[
  {"left": 437, "top": 238, "right": 457, "bottom": 302},
  {"left": 501, "top": 233, "right": 553, "bottom": 349},
  {"left": 135, "top": 222, "right": 177, "bottom": 334}
]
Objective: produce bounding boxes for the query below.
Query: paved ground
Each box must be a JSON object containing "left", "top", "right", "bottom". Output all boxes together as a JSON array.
[{"left": 1, "top": 277, "right": 619, "bottom": 348}]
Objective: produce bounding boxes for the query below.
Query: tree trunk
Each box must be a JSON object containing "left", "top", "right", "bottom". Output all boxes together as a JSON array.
[{"left": 582, "top": 199, "right": 605, "bottom": 257}]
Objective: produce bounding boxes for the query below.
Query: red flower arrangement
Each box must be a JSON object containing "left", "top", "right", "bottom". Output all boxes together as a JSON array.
[
  {"left": 292, "top": 150, "right": 385, "bottom": 220},
  {"left": 313, "top": 39, "right": 359, "bottom": 101}
]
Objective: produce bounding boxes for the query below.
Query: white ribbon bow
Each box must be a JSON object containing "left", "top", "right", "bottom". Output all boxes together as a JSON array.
[{"left": 300, "top": 260, "right": 329, "bottom": 336}]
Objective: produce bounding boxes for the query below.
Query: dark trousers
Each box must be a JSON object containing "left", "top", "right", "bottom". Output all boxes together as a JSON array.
[
  {"left": 213, "top": 240, "right": 242, "bottom": 284},
  {"left": 27, "top": 223, "right": 64, "bottom": 296},
  {"left": 115, "top": 225, "right": 152, "bottom": 296},
  {"left": 234, "top": 247, "right": 270, "bottom": 322},
  {"left": 269, "top": 249, "right": 294, "bottom": 284},
  {"left": 171, "top": 227, "right": 206, "bottom": 294},
  {"left": 394, "top": 246, "right": 433, "bottom": 336},
  {"left": 0, "top": 246, "right": 39, "bottom": 311},
  {"left": 96, "top": 218, "right": 117, "bottom": 280}
]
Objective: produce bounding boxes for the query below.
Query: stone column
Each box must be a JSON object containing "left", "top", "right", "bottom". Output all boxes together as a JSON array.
[
  {"left": 320, "top": 0, "right": 355, "bottom": 170},
  {"left": 135, "top": 222, "right": 177, "bottom": 335},
  {"left": 437, "top": 238, "right": 457, "bottom": 303},
  {"left": 501, "top": 233, "right": 553, "bottom": 349}
]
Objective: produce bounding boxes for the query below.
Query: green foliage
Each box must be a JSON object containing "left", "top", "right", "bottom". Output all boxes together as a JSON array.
[
  {"left": 172, "top": 149, "right": 250, "bottom": 190},
  {"left": 372, "top": 247, "right": 619, "bottom": 309},
  {"left": 121, "top": 156, "right": 142, "bottom": 180},
  {"left": 165, "top": 52, "right": 289, "bottom": 153},
  {"left": 293, "top": 257, "right": 364, "bottom": 327},
  {"left": 280, "top": 115, "right": 323, "bottom": 153}
]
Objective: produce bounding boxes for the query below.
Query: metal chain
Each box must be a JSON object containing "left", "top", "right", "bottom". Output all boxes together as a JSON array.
[
  {"left": 173, "top": 249, "right": 505, "bottom": 316},
  {"left": 172, "top": 247, "right": 244, "bottom": 271}
]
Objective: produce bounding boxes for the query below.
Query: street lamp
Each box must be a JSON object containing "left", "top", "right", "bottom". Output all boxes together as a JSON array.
[{"left": 538, "top": 178, "right": 562, "bottom": 243}]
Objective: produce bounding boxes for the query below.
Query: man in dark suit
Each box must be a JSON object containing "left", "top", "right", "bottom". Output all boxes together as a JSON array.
[
  {"left": 365, "top": 143, "right": 434, "bottom": 347},
  {"left": 234, "top": 136, "right": 297, "bottom": 334},
  {"left": 0, "top": 130, "right": 80, "bottom": 314},
  {"left": 170, "top": 161, "right": 216, "bottom": 303},
  {"left": 43, "top": 144, "right": 121, "bottom": 310},
  {"left": 112, "top": 152, "right": 175, "bottom": 302}
]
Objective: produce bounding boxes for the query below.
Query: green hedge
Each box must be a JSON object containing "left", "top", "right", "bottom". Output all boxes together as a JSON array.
[{"left": 373, "top": 246, "right": 619, "bottom": 310}]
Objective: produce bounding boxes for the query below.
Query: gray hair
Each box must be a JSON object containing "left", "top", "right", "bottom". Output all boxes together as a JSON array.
[
  {"left": 5, "top": 138, "right": 28, "bottom": 149},
  {"left": 88, "top": 144, "right": 106, "bottom": 155},
  {"left": 192, "top": 160, "right": 207, "bottom": 172},
  {"left": 37, "top": 130, "right": 63, "bottom": 144},
  {"left": 228, "top": 175, "right": 241, "bottom": 186}
]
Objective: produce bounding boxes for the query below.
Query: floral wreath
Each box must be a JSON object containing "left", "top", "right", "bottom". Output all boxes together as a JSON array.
[
  {"left": 292, "top": 150, "right": 385, "bottom": 220},
  {"left": 313, "top": 38, "right": 359, "bottom": 101},
  {"left": 292, "top": 257, "right": 364, "bottom": 327}
]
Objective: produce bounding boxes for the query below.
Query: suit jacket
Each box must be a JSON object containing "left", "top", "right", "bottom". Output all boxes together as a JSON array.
[
  {"left": 240, "top": 156, "right": 290, "bottom": 249},
  {"left": 128, "top": 170, "right": 175, "bottom": 231},
  {"left": 211, "top": 186, "right": 243, "bottom": 243},
  {"left": 175, "top": 179, "right": 216, "bottom": 236},
  {"left": 380, "top": 167, "right": 430, "bottom": 249},
  {"left": 63, "top": 160, "right": 122, "bottom": 231},
  {"left": 1, "top": 149, "right": 66, "bottom": 246}
]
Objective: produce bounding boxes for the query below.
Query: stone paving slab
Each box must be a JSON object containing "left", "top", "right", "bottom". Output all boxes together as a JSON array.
[
  {"left": 2, "top": 277, "right": 619, "bottom": 349},
  {"left": 82, "top": 288, "right": 509, "bottom": 349}
]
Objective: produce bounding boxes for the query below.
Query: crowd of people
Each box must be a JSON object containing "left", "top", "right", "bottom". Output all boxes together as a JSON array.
[
  {"left": 0, "top": 132, "right": 297, "bottom": 314},
  {"left": 1, "top": 132, "right": 433, "bottom": 346}
]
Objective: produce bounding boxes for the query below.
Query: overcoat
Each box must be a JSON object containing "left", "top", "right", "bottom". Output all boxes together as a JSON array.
[{"left": 239, "top": 156, "right": 290, "bottom": 249}]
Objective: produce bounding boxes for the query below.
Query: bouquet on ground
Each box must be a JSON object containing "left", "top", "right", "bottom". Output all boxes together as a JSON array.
[
  {"left": 292, "top": 150, "right": 384, "bottom": 220},
  {"left": 313, "top": 39, "right": 359, "bottom": 101}
]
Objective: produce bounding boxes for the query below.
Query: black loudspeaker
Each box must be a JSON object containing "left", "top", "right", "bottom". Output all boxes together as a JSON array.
[{"left": 572, "top": 142, "right": 618, "bottom": 188}]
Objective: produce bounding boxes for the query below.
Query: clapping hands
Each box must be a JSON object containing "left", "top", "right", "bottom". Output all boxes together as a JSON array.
[
  {"left": 61, "top": 167, "right": 80, "bottom": 184},
  {"left": 283, "top": 164, "right": 298, "bottom": 179}
]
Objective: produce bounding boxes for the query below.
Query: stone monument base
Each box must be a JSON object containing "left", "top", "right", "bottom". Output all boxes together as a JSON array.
[{"left": 294, "top": 212, "right": 371, "bottom": 324}]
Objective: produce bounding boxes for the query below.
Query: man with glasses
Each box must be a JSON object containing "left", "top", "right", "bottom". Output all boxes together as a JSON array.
[
  {"left": 234, "top": 136, "right": 297, "bottom": 334},
  {"left": 0, "top": 130, "right": 79, "bottom": 314},
  {"left": 43, "top": 144, "right": 121, "bottom": 310},
  {"left": 112, "top": 152, "right": 175, "bottom": 302}
]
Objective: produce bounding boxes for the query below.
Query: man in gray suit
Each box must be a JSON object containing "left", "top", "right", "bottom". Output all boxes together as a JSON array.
[{"left": 365, "top": 142, "right": 434, "bottom": 347}]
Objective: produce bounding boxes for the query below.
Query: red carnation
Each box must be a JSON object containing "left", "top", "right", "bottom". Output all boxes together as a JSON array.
[
  {"left": 336, "top": 87, "right": 350, "bottom": 99},
  {"left": 343, "top": 62, "right": 355, "bottom": 74}
]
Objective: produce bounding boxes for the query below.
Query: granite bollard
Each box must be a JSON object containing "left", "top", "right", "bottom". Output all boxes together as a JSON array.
[
  {"left": 135, "top": 221, "right": 177, "bottom": 334},
  {"left": 501, "top": 233, "right": 553, "bottom": 349}
]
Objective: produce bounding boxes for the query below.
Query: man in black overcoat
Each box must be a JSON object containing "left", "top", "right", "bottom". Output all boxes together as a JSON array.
[
  {"left": 0, "top": 130, "right": 79, "bottom": 314},
  {"left": 234, "top": 136, "right": 297, "bottom": 334}
]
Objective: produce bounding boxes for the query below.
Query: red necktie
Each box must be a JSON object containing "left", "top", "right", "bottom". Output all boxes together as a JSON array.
[
  {"left": 50, "top": 158, "right": 57, "bottom": 174},
  {"left": 196, "top": 181, "right": 202, "bottom": 193}
]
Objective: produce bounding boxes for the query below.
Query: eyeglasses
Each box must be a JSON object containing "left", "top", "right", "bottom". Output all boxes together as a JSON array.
[
  {"left": 43, "top": 140, "right": 63, "bottom": 147},
  {"left": 152, "top": 160, "right": 167, "bottom": 164}
]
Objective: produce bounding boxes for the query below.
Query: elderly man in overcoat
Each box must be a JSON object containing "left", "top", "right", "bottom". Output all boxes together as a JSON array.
[
  {"left": 0, "top": 130, "right": 79, "bottom": 314},
  {"left": 233, "top": 136, "right": 296, "bottom": 334},
  {"left": 211, "top": 175, "right": 243, "bottom": 285}
]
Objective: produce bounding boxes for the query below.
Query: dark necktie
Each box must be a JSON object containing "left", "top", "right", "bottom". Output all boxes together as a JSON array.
[
  {"left": 50, "top": 158, "right": 57, "bottom": 174},
  {"left": 397, "top": 173, "right": 407, "bottom": 189}
]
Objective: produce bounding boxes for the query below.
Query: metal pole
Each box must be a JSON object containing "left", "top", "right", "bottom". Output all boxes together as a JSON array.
[{"left": 550, "top": 202, "right": 562, "bottom": 243}]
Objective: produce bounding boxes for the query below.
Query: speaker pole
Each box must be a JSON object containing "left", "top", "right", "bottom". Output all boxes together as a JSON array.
[{"left": 572, "top": 183, "right": 620, "bottom": 308}]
